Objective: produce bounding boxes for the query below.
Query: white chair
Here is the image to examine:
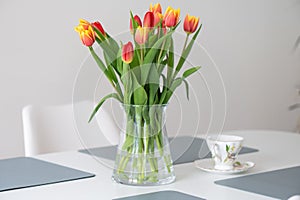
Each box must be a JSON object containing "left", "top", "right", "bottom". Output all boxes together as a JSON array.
[
  {"left": 288, "top": 195, "right": 300, "bottom": 200},
  {"left": 22, "top": 101, "right": 119, "bottom": 156}
]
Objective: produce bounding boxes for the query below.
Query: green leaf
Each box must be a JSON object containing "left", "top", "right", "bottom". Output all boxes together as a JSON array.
[
  {"left": 175, "top": 24, "right": 202, "bottom": 73},
  {"left": 226, "top": 144, "right": 230, "bottom": 152},
  {"left": 141, "top": 31, "right": 174, "bottom": 85},
  {"left": 104, "top": 53, "right": 118, "bottom": 83},
  {"left": 170, "top": 77, "right": 183, "bottom": 92},
  {"left": 89, "top": 47, "right": 113, "bottom": 84},
  {"left": 167, "top": 38, "right": 174, "bottom": 68},
  {"left": 183, "top": 66, "right": 201, "bottom": 79},
  {"left": 88, "top": 93, "right": 122, "bottom": 122},
  {"left": 93, "top": 29, "right": 118, "bottom": 70},
  {"left": 161, "top": 74, "right": 167, "bottom": 88},
  {"left": 106, "top": 33, "right": 119, "bottom": 53},
  {"left": 148, "top": 64, "right": 160, "bottom": 105},
  {"left": 183, "top": 79, "right": 190, "bottom": 100},
  {"left": 121, "top": 63, "right": 132, "bottom": 104},
  {"left": 116, "top": 47, "right": 123, "bottom": 74},
  {"left": 131, "top": 72, "right": 148, "bottom": 105},
  {"left": 148, "top": 34, "right": 158, "bottom": 48},
  {"left": 129, "top": 11, "right": 139, "bottom": 34},
  {"left": 144, "top": 30, "right": 174, "bottom": 64}
]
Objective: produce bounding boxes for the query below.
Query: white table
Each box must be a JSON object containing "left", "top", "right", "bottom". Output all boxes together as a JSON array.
[{"left": 1, "top": 130, "right": 300, "bottom": 200}]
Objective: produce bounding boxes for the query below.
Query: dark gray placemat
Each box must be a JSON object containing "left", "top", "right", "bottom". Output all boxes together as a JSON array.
[
  {"left": 113, "top": 190, "right": 205, "bottom": 200},
  {"left": 0, "top": 157, "right": 95, "bottom": 192},
  {"left": 215, "top": 166, "right": 300, "bottom": 199},
  {"left": 79, "top": 136, "right": 258, "bottom": 165}
]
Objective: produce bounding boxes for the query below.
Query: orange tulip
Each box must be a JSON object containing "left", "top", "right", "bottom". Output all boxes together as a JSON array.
[
  {"left": 75, "top": 19, "right": 95, "bottom": 47},
  {"left": 122, "top": 42, "right": 134, "bottom": 64},
  {"left": 135, "top": 26, "right": 148, "bottom": 45},
  {"left": 91, "top": 21, "right": 106, "bottom": 37},
  {"left": 130, "top": 15, "right": 142, "bottom": 34},
  {"left": 163, "top": 6, "right": 180, "bottom": 27},
  {"left": 143, "top": 11, "right": 154, "bottom": 29},
  {"left": 150, "top": 3, "right": 162, "bottom": 14},
  {"left": 184, "top": 14, "right": 199, "bottom": 34}
]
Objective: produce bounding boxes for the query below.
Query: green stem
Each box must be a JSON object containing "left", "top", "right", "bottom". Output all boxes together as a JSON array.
[
  {"left": 157, "top": 39, "right": 166, "bottom": 63},
  {"left": 182, "top": 34, "right": 190, "bottom": 55},
  {"left": 140, "top": 45, "right": 144, "bottom": 65},
  {"left": 172, "top": 34, "right": 190, "bottom": 80}
]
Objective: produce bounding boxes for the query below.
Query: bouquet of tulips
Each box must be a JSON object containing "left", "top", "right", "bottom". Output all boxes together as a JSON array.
[{"left": 75, "top": 3, "right": 201, "bottom": 184}]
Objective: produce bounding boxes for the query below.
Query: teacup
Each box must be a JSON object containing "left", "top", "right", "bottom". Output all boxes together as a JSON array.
[{"left": 207, "top": 135, "right": 243, "bottom": 170}]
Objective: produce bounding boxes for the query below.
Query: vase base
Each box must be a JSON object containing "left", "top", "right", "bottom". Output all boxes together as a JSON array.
[{"left": 112, "top": 173, "right": 176, "bottom": 186}]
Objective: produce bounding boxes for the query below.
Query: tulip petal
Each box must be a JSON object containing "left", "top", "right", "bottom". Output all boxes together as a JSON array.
[
  {"left": 122, "top": 42, "right": 134, "bottom": 63},
  {"left": 135, "top": 26, "right": 148, "bottom": 45},
  {"left": 75, "top": 19, "right": 96, "bottom": 46},
  {"left": 130, "top": 15, "right": 142, "bottom": 34},
  {"left": 150, "top": 3, "right": 162, "bottom": 14},
  {"left": 183, "top": 14, "right": 199, "bottom": 33},
  {"left": 143, "top": 11, "right": 154, "bottom": 28}
]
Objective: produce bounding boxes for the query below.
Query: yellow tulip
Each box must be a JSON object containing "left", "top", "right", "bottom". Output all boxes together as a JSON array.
[
  {"left": 75, "top": 19, "right": 95, "bottom": 47},
  {"left": 150, "top": 3, "right": 162, "bottom": 14}
]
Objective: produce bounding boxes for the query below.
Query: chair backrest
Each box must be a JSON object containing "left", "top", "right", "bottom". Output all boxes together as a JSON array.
[
  {"left": 22, "top": 101, "right": 119, "bottom": 156},
  {"left": 288, "top": 195, "right": 300, "bottom": 200}
]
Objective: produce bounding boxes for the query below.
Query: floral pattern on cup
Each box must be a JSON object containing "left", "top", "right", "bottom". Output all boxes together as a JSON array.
[{"left": 207, "top": 135, "right": 243, "bottom": 170}]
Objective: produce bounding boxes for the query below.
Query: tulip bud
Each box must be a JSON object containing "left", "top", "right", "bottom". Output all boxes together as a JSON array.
[
  {"left": 150, "top": 3, "right": 162, "bottom": 14},
  {"left": 143, "top": 11, "right": 154, "bottom": 29},
  {"left": 184, "top": 14, "right": 199, "bottom": 34},
  {"left": 135, "top": 26, "right": 148, "bottom": 45},
  {"left": 75, "top": 19, "right": 96, "bottom": 47},
  {"left": 163, "top": 6, "right": 180, "bottom": 27},
  {"left": 122, "top": 42, "right": 134, "bottom": 64},
  {"left": 91, "top": 21, "right": 106, "bottom": 38},
  {"left": 130, "top": 15, "right": 142, "bottom": 34}
]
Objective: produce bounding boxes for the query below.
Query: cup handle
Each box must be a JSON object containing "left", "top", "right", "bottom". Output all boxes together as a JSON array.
[{"left": 213, "top": 144, "right": 222, "bottom": 162}]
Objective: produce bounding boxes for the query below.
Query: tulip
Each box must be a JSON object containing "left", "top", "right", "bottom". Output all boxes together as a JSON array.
[
  {"left": 91, "top": 21, "right": 106, "bottom": 37},
  {"left": 143, "top": 11, "right": 154, "bottom": 29},
  {"left": 163, "top": 6, "right": 180, "bottom": 27},
  {"left": 153, "top": 12, "right": 163, "bottom": 26},
  {"left": 130, "top": 15, "right": 142, "bottom": 34},
  {"left": 122, "top": 42, "right": 134, "bottom": 64},
  {"left": 135, "top": 26, "right": 148, "bottom": 45},
  {"left": 150, "top": 3, "right": 162, "bottom": 14},
  {"left": 75, "top": 20, "right": 95, "bottom": 47},
  {"left": 184, "top": 14, "right": 199, "bottom": 34},
  {"left": 78, "top": 19, "right": 90, "bottom": 29}
]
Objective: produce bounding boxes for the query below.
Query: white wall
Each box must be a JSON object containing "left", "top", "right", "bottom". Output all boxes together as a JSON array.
[{"left": 0, "top": 0, "right": 299, "bottom": 158}]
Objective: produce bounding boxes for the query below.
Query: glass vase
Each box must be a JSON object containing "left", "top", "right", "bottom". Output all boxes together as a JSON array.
[{"left": 112, "top": 104, "right": 175, "bottom": 186}]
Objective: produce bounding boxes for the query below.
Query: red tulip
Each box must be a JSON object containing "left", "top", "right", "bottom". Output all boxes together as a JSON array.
[
  {"left": 130, "top": 15, "right": 142, "bottom": 34},
  {"left": 91, "top": 21, "right": 106, "bottom": 37},
  {"left": 184, "top": 14, "right": 199, "bottom": 34},
  {"left": 135, "top": 26, "right": 148, "bottom": 45},
  {"left": 143, "top": 11, "right": 154, "bottom": 29},
  {"left": 122, "top": 42, "right": 134, "bottom": 64},
  {"left": 150, "top": 3, "right": 162, "bottom": 14},
  {"left": 163, "top": 6, "right": 180, "bottom": 27},
  {"left": 75, "top": 19, "right": 95, "bottom": 47}
]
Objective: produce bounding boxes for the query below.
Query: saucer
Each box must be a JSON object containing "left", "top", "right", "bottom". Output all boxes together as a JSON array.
[{"left": 194, "top": 159, "right": 255, "bottom": 175}]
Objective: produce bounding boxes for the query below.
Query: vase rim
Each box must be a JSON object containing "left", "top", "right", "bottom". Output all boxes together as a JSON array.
[{"left": 121, "top": 103, "right": 168, "bottom": 108}]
